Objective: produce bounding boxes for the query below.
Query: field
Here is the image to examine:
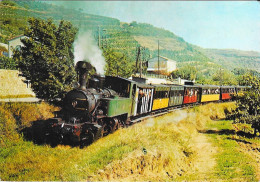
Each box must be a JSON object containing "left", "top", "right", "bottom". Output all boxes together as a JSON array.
[{"left": 0, "top": 102, "right": 260, "bottom": 181}]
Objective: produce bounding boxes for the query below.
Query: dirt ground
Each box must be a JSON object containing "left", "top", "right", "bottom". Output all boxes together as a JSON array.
[{"left": 189, "top": 133, "right": 217, "bottom": 180}]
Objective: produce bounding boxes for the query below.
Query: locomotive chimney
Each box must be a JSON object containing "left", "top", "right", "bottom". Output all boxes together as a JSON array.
[{"left": 75, "top": 61, "right": 94, "bottom": 90}]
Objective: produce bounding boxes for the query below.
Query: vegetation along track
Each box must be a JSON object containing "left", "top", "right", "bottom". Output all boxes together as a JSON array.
[{"left": 2, "top": 102, "right": 260, "bottom": 181}]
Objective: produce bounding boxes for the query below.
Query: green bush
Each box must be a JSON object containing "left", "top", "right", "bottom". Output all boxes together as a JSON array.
[{"left": 0, "top": 56, "right": 18, "bottom": 70}]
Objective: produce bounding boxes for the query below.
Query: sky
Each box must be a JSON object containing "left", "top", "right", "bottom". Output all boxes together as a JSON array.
[{"left": 49, "top": 1, "right": 260, "bottom": 52}]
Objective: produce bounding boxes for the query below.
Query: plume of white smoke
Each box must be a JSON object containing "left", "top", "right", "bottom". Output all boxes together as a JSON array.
[{"left": 73, "top": 31, "right": 105, "bottom": 75}]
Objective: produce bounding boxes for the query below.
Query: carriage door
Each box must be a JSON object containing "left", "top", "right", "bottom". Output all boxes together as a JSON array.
[{"left": 131, "top": 84, "right": 138, "bottom": 116}]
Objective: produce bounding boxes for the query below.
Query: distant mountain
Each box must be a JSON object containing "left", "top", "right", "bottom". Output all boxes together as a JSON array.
[{"left": 1, "top": 0, "right": 259, "bottom": 75}]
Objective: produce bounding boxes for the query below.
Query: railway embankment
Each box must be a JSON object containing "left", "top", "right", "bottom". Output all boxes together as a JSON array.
[
  {"left": 0, "top": 69, "right": 38, "bottom": 102},
  {"left": 0, "top": 102, "right": 259, "bottom": 181}
]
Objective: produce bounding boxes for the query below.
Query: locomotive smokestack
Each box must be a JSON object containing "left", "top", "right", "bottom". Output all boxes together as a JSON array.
[{"left": 75, "top": 61, "right": 95, "bottom": 90}]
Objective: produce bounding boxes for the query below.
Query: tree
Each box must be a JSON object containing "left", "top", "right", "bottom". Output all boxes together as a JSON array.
[
  {"left": 171, "top": 65, "right": 197, "bottom": 81},
  {"left": 230, "top": 74, "right": 260, "bottom": 135},
  {"left": 212, "top": 68, "right": 237, "bottom": 85},
  {"left": 103, "top": 48, "right": 134, "bottom": 78},
  {"left": 13, "top": 18, "right": 78, "bottom": 101}
]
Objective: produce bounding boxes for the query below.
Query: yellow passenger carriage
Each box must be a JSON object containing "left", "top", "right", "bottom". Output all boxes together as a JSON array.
[
  {"left": 152, "top": 85, "right": 170, "bottom": 110},
  {"left": 200, "top": 85, "right": 220, "bottom": 103}
]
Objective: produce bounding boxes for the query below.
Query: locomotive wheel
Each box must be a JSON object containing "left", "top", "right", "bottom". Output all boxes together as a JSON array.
[
  {"left": 101, "top": 118, "right": 121, "bottom": 136},
  {"left": 118, "top": 119, "right": 126, "bottom": 128},
  {"left": 112, "top": 118, "right": 119, "bottom": 132},
  {"left": 48, "top": 133, "right": 62, "bottom": 147},
  {"left": 103, "top": 123, "right": 113, "bottom": 136},
  {"left": 80, "top": 131, "right": 95, "bottom": 148}
]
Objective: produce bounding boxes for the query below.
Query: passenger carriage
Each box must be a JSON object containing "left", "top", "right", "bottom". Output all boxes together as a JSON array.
[
  {"left": 183, "top": 85, "right": 200, "bottom": 104},
  {"left": 168, "top": 85, "right": 184, "bottom": 107},
  {"left": 220, "top": 86, "right": 235, "bottom": 101},
  {"left": 132, "top": 83, "right": 154, "bottom": 116},
  {"left": 200, "top": 85, "right": 220, "bottom": 103},
  {"left": 152, "top": 85, "right": 170, "bottom": 110}
]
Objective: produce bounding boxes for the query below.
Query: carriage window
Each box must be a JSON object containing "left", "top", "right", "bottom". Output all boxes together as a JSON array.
[
  {"left": 132, "top": 84, "right": 136, "bottom": 98},
  {"left": 171, "top": 90, "right": 174, "bottom": 97},
  {"left": 105, "top": 77, "right": 130, "bottom": 97},
  {"left": 154, "top": 91, "right": 157, "bottom": 99},
  {"left": 162, "top": 91, "right": 165, "bottom": 98},
  {"left": 180, "top": 90, "right": 184, "bottom": 96},
  {"left": 157, "top": 91, "right": 160, "bottom": 99},
  {"left": 190, "top": 89, "right": 194, "bottom": 96},
  {"left": 165, "top": 91, "right": 168, "bottom": 98},
  {"left": 185, "top": 89, "right": 189, "bottom": 96},
  {"left": 176, "top": 90, "right": 179, "bottom": 96},
  {"left": 158, "top": 91, "right": 162, "bottom": 99},
  {"left": 175, "top": 90, "right": 178, "bottom": 97}
]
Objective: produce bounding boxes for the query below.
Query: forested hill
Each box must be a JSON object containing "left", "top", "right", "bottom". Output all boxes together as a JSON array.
[{"left": 1, "top": 0, "right": 259, "bottom": 74}]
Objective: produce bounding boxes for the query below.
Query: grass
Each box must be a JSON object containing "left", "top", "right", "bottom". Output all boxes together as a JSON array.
[
  {"left": 1, "top": 102, "right": 259, "bottom": 181},
  {"left": 205, "top": 120, "right": 257, "bottom": 181}
]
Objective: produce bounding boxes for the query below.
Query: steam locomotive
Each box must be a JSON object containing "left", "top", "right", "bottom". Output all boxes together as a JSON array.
[{"left": 46, "top": 61, "right": 247, "bottom": 147}]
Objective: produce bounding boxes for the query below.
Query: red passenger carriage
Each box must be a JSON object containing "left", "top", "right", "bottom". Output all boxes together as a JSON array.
[
  {"left": 220, "top": 86, "right": 236, "bottom": 101},
  {"left": 183, "top": 85, "right": 200, "bottom": 104}
]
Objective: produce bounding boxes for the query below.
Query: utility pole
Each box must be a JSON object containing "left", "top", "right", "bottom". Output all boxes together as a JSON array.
[
  {"left": 158, "top": 40, "right": 160, "bottom": 75},
  {"left": 140, "top": 47, "right": 142, "bottom": 78},
  {"left": 136, "top": 46, "right": 141, "bottom": 74},
  {"left": 102, "top": 29, "right": 107, "bottom": 48},
  {"left": 98, "top": 26, "right": 101, "bottom": 48}
]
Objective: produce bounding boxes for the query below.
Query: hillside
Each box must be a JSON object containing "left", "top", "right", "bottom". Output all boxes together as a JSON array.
[
  {"left": 200, "top": 48, "right": 260, "bottom": 72},
  {"left": 1, "top": 0, "right": 259, "bottom": 76}
]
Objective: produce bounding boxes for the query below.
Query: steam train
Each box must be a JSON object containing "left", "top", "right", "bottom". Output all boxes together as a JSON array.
[{"left": 46, "top": 61, "right": 247, "bottom": 147}]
